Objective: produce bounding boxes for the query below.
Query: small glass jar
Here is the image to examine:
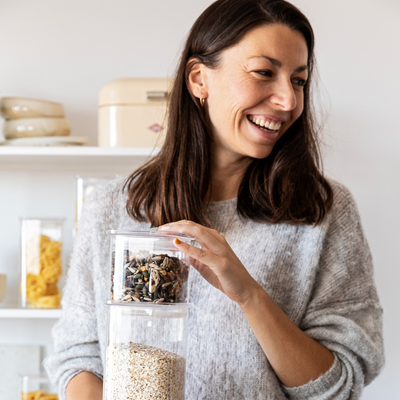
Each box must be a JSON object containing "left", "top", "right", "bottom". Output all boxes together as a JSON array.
[
  {"left": 21, "top": 218, "right": 64, "bottom": 308},
  {"left": 103, "top": 302, "right": 189, "bottom": 400},
  {"left": 20, "top": 375, "right": 58, "bottom": 400},
  {"left": 108, "top": 231, "right": 195, "bottom": 304}
]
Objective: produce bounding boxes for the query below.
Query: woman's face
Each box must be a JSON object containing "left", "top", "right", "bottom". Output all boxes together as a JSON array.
[{"left": 201, "top": 24, "right": 309, "bottom": 161}]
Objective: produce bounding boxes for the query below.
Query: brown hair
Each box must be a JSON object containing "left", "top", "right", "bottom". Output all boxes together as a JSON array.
[{"left": 124, "top": 0, "right": 333, "bottom": 227}]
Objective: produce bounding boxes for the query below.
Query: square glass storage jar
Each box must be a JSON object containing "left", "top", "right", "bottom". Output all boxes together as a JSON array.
[
  {"left": 20, "top": 375, "right": 58, "bottom": 400},
  {"left": 103, "top": 302, "right": 189, "bottom": 400},
  {"left": 21, "top": 218, "right": 64, "bottom": 308},
  {"left": 108, "top": 231, "right": 195, "bottom": 304},
  {"left": 74, "top": 175, "right": 115, "bottom": 234}
]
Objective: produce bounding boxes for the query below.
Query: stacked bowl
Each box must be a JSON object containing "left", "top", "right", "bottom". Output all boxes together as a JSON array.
[{"left": 0, "top": 97, "right": 86, "bottom": 146}]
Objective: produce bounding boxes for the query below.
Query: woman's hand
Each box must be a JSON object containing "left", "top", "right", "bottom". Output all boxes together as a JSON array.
[
  {"left": 153, "top": 220, "right": 261, "bottom": 306},
  {"left": 154, "top": 221, "right": 335, "bottom": 388}
]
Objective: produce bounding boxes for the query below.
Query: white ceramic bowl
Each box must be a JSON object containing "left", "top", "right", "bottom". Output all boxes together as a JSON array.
[
  {"left": 0, "top": 97, "right": 65, "bottom": 119},
  {"left": 0, "top": 274, "right": 6, "bottom": 303},
  {"left": 3, "top": 118, "right": 71, "bottom": 139}
]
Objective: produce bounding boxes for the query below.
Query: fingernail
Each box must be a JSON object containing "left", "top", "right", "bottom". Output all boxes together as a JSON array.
[
  {"left": 160, "top": 225, "right": 170, "bottom": 230},
  {"left": 174, "top": 238, "right": 182, "bottom": 245},
  {"left": 150, "top": 227, "right": 158, "bottom": 232}
]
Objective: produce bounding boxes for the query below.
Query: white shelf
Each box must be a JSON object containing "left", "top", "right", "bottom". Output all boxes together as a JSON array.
[
  {"left": 0, "top": 146, "right": 159, "bottom": 168},
  {"left": 0, "top": 306, "right": 62, "bottom": 318},
  {"left": 0, "top": 146, "right": 158, "bottom": 157}
]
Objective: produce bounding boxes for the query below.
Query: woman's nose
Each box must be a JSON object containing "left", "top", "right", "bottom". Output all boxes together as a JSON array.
[{"left": 270, "top": 78, "right": 297, "bottom": 111}]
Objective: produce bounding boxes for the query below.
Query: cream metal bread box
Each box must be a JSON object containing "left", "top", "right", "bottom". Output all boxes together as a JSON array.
[{"left": 98, "top": 78, "right": 171, "bottom": 147}]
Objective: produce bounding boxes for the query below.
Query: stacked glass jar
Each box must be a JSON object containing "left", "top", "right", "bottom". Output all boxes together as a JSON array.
[{"left": 103, "top": 231, "right": 194, "bottom": 400}]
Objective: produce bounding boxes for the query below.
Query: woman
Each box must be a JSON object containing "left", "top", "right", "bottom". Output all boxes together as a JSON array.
[{"left": 45, "top": 0, "right": 384, "bottom": 399}]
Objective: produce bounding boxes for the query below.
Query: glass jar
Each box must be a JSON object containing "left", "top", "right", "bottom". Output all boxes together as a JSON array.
[
  {"left": 103, "top": 302, "right": 189, "bottom": 400},
  {"left": 75, "top": 175, "right": 114, "bottom": 234},
  {"left": 21, "top": 218, "right": 64, "bottom": 308},
  {"left": 0, "top": 273, "right": 6, "bottom": 303},
  {"left": 108, "top": 231, "right": 195, "bottom": 304},
  {"left": 20, "top": 375, "right": 58, "bottom": 400}
]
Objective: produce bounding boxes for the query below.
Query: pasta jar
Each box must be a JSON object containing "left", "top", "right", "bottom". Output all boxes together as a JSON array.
[
  {"left": 108, "top": 231, "right": 195, "bottom": 304},
  {"left": 20, "top": 375, "right": 58, "bottom": 400},
  {"left": 21, "top": 218, "right": 64, "bottom": 308},
  {"left": 103, "top": 302, "right": 190, "bottom": 400}
]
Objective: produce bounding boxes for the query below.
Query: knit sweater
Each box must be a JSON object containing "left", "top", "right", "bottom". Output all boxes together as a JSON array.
[{"left": 44, "top": 178, "right": 384, "bottom": 400}]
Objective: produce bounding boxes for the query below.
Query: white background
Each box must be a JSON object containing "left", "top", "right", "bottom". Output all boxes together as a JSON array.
[{"left": 0, "top": 0, "right": 399, "bottom": 398}]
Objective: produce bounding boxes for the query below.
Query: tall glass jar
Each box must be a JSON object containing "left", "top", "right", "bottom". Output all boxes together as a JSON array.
[
  {"left": 75, "top": 175, "right": 114, "bottom": 234},
  {"left": 20, "top": 375, "right": 58, "bottom": 400},
  {"left": 108, "top": 231, "right": 195, "bottom": 304},
  {"left": 103, "top": 302, "right": 189, "bottom": 400},
  {"left": 20, "top": 375, "right": 58, "bottom": 399},
  {"left": 21, "top": 218, "right": 64, "bottom": 308}
]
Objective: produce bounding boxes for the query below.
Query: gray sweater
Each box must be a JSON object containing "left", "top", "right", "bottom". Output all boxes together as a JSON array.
[{"left": 44, "top": 178, "right": 384, "bottom": 400}]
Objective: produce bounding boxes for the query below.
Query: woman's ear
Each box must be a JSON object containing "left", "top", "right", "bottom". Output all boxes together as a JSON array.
[{"left": 186, "top": 58, "right": 208, "bottom": 100}]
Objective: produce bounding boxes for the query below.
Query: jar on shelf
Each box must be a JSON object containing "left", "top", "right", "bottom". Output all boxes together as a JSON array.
[
  {"left": 103, "top": 302, "right": 189, "bottom": 400},
  {"left": 20, "top": 375, "right": 58, "bottom": 400},
  {"left": 75, "top": 175, "right": 115, "bottom": 234},
  {"left": 21, "top": 218, "right": 64, "bottom": 308},
  {"left": 107, "top": 231, "right": 195, "bottom": 304},
  {"left": 0, "top": 273, "right": 6, "bottom": 303}
]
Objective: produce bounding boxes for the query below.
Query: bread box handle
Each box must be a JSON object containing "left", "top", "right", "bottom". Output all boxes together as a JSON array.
[{"left": 146, "top": 91, "right": 168, "bottom": 102}]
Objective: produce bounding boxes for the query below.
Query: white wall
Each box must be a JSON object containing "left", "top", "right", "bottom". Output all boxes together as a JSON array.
[
  {"left": 0, "top": 0, "right": 399, "bottom": 398},
  {"left": 0, "top": 0, "right": 214, "bottom": 144},
  {"left": 298, "top": 1, "right": 400, "bottom": 398}
]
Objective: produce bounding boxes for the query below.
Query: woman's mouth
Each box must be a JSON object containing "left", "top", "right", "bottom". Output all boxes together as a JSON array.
[
  {"left": 247, "top": 116, "right": 282, "bottom": 132},
  {"left": 246, "top": 115, "right": 283, "bottom": 141}
]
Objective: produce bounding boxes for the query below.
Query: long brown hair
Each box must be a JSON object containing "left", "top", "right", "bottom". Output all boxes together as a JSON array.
[{"left": 124, "top": 0, "right": 333, "bottom": 227}]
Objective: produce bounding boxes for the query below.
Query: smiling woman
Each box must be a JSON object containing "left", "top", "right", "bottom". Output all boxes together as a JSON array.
[
  {"left": 124, "top": 0, "right": 333, "bottom": 226},
  {"left": 188, "top": 24, "right": 308, "bottom": 162},
  {"left": 44, "top": 1, "right": 384, "bottom": 400}
]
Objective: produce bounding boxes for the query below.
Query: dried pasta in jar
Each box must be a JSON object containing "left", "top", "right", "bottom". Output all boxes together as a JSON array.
[
  {"left": 25, "top": 235, "right": 62, "bottom": 308},
  {"left": 21, "top": 218, "right": 64, "bottom": 309},
  {"left": 21, "top": 390, "right": 58, "bottom": 400}
]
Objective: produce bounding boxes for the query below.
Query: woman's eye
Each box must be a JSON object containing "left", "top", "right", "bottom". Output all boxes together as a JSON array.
[
  {"left": 292, "top": 78, "right": 307, "bottom": 87},
  {"left": 255, "top": 70, "right": 272, "bottom": 77}
]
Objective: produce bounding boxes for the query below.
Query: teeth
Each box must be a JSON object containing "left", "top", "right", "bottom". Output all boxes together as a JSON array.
[{"left": 249, "top": 116, "right": 282, "bottom": 131}]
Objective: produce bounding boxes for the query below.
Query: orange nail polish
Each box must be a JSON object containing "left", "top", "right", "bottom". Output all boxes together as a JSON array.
[{"left": 174, "top": 238, "right": 182, "bottom": 245}]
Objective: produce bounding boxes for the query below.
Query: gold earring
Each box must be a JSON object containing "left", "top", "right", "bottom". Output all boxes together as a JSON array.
[{"left": 200, "top": 98, "right": 205, "bottom": 107}]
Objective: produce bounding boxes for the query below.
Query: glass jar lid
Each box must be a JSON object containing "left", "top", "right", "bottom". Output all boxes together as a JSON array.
[{"left": 106, "top": 230, "right": 195, "bottom": 242}]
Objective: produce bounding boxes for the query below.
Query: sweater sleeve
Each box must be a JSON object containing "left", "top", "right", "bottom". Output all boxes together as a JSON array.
[
  {"left": 282, "top": 184, "right": 384, "bottom": 400},
  {"left": 43, "top": 191, "right": 104, "bottom": 400}
]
